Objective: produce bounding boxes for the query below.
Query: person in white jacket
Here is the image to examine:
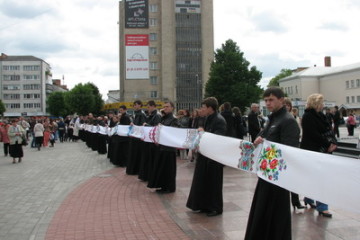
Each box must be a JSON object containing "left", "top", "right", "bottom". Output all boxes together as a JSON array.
[{"left": 33, "top": 120, "right": 44, "bottom": 151}]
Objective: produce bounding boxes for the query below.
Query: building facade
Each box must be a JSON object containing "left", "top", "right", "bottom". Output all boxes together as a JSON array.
[
  {"left": 119, "top": 0, "right": 214, "bottom": 110},
  {"left": 0, "top": 53, "right": 53, "bottom": 117},
  {"left": 279, "top": 58, "right": 360, "bottom": 116}
]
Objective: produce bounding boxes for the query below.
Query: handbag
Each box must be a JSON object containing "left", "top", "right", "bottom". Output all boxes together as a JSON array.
[{"left": 21, "top": 136, "right": 28, "bottom": 146}]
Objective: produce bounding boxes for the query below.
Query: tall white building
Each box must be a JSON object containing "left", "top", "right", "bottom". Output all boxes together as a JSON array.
[{"left": 0, "top": 53, "right": 52, "bottom": 117}]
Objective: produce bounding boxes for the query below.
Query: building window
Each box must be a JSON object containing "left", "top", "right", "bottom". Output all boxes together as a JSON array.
[
  {"left": 5, "top": 103, "right": 20, "bottom": 109},
  {"left": 3, "top": 94, "right": 20, "bottom": 99},
  {"left": 23, "top": 65, "right": 40, "bottom": 71},
  {"left": 351, "top": 80, "right": 355, "bottom": 88},
  {"left": 149, "top": 33, "right": 157, "bottom": 41},
  {"left": 295, "top": 85, "right": 298, "bottom": 94},
  {"left": 3, "top": 65, "right": 20, "bottom": 71},
  {"left": 346, "top": 96, "right": 350, "bottom": 103},
  {"left": 149, "top": 62, "right": 158, "bottom": 70},
  {"left": 357, "top": 96, "right": 360, "bottom": 103},
  {"left": 150, "top": 91, "right": 157, "bottom": 98},
  {"left": 357, "top": 79, "right": 360, "bottom": 87},
  {"left": 3, "top": 75, "right": 20, "bottom": 81},
  {"left": 24, "top": 75, "right": 40, "bottom": 80},
  {"left": 346, "top": 81, "right": 349, "bottom": 89},
  {"left": 150, "top": 47, "right": 157, "bottom": 55},
  {"left": 149, "top": 18, "right": 157, "bottom": 26},
  {"left": 149, "top": 4, "right": 158, "bottom": 12},
  {"left": 352, "top": 96, "right": 355, "bottom": 103},
  {"left": 23, "top": 84, "right": 41, "bottom": 90},
  {"left": 150, "top": 76, "right": 158, "bottom": 85},
  {"left": 23, "top": 93, "right": 41, "bottom": 99},
  {"left": 3, "top": 85, "right": 20, "bottom": 90}
]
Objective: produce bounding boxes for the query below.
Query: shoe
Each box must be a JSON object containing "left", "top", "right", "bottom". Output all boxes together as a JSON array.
[
  {"left": 293, "top": 204, "right": 305, "bottom": 211},
  {"left": 304, "top": 200, "right": 316, "bottom": 209},
  {"left": 18, "top": 158, "right": 22, "bottom": 163},
  {"left": 155, "top": 189, "right": 174, "bottom": 194},
  {"left": 12, "top": 160, "right": 16, "bottom": 164},
  {"left": 206, "top": 211, "right": 222, "bottom": 217},
  {"left": 319, "top": 211, "right": 332, "bottom": 218}
]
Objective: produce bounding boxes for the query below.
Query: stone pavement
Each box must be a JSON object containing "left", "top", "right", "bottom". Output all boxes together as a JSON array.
[{"left": 0, "top": 126, "right": 359, "bottom": 240}]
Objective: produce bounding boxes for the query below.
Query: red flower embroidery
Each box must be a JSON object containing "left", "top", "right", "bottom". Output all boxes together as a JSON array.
[
  {"left": 260, "top": 160, "right": 267, "bottom": 170},
  {"left": 270, "top": 159, "right": 278, "bottom": 169}
]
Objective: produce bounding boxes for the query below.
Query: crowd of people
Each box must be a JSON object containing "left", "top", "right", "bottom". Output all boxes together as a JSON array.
[{"left": 1, "top": 87, "right": 359, "bottom": 239}]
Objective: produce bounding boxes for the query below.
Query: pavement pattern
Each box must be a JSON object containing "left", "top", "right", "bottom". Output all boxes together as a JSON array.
[{"left": 0, "top": 126, "right": 359, "bottom": 240}]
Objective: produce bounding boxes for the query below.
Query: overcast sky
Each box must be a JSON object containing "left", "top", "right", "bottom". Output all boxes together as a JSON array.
[{"left": 1, "top": 0, "right": 359, "bottom": 99}]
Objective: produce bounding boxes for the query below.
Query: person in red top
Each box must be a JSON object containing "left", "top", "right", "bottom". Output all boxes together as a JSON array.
[
  {"left": 0, "top": 121, "right": 10, "bottom": 156},
  {"left": 347, "top": 112, "right": 356, "bottom": 136}
]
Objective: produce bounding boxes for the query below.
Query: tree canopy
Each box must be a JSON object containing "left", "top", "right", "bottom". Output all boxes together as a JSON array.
[
  {"left": 47, "top": 82, "right": 104, "bottom": 117},
  {"left": 0, "top": 99, "right": 5, "bottom": 116},
  {"left": 205, "top": 39, "right": 263, "bottom": 113},
  {"left": 267, "top": 69, "right": 293, "bottom": 87}
]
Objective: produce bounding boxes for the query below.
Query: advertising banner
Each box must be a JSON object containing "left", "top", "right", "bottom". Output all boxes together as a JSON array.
[
  {"left": 125, "top": 34, "right": 149, "bottom": 79},
  {"left": 125, "top": 0, "right": 148, "bottom": 28}
]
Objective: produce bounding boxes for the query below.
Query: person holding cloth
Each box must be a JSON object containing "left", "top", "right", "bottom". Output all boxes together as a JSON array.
[{"left": 245, "top": 87, "right": 300, "bottom": 239}]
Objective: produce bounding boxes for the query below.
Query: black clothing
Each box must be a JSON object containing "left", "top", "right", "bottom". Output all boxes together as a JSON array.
[
  {"left": 139, "top": 110, "right": 161, "bottom": 181},
  {"left": 148, "top": 113, "right": 179, "bottom": 191},
  {"left": 245, "top": 106, "right": 300, "bottom": 240},
  {"left": 300, "top": 108, "right": 337, "bottom": 152},
  {"left": 248, "top": 111, "right": 261, "bottom": 142},
  {"left": 234, "top": 115, "right": 246, "bottom": 139},
  {"left": 221, "top": 110, "right": 236, "bottom": 137},
  {"left": 186, "top": 111, "right": 226, "bottom": 214},
  {"left": 9, "top": 143, "right": 23, "bottom": 158},
  {"left": 333, "top": 110, "right": 340, "bottom": 137},
  {"left": 112, "top": 113, "right": 131, "bottom": 167},
  {"left": 126, "top": 110, "right": 146, "bottom": 175}
]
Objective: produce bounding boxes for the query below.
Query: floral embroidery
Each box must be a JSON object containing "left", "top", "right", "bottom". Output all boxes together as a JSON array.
[
  {"left": 149, "top": 126, "right": 161, "bottom": 144},
  {"left": 258, "top": 144, "right": 286, "bottom": 181},
  {"left": 182, "top": 129, "right": 199, "bottom": 149},
  {"left": 238, "top": 141, "right": 255, "bottom": 171}
]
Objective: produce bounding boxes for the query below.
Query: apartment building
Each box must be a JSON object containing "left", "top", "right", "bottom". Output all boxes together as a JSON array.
[
  {"left": 0, "top": 53, "right": 52, "bottom": 117},
  {"left": 119, "top": 0, "right": 214, "bottom": 110}
]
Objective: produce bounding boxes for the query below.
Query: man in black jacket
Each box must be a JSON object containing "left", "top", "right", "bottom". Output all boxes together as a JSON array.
[
  {"left": 186, "top": 97, "right": 227, "bottom": 217},
  {"left": 245, "top": 87, "right": 300, "bottom": 240},
  {"left": 333, "top": 105, "right": 341, "bottom": 138}
]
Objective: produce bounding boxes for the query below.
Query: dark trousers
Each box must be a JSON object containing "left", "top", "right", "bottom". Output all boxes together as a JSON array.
[{"left": 333, "top": 124, "right": 339, "bottom": 138}]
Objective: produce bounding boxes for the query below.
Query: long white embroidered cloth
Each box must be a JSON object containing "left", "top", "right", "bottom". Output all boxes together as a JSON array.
[{"left": 82, "top": 124, "right": 360, "bottom": 213}]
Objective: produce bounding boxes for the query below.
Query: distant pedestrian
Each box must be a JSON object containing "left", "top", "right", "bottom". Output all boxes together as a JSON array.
[
  {"left": 34, "top": 120, "right": 44, "bottom": 151},
  {"left": 333, "top": 106, "right": 341, "bottom": 138},
  {"left": 346, "top": 112, "right": 356, "bottom": 136},
  {"left": 248, "top": 103, "right": 261, "bottom": 142},
  {"left": 8, "top": 119, "right": 26, "bottom": 164},
  {"left": 0, "top": 121, "right": 10, "bottom": 156}
]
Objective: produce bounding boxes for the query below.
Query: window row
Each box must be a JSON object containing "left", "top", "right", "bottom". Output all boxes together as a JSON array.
[
  {"left": 3, "top": 74, "right": 40, "bottom": 81},
  {"left": 283, "top": 86, "right": 298, "bottom": 95},
  {"left": 3, "top": 93, "right": 41, "bottom": 100},
  {"left": 4, "top": 103, "right": 41, "bottom": 109},
  {"left": 346, "top": 79, "right": 360, "bottom": 89},
  {"left": 3, "top": 84, "right": 41, "bottom": 90},
  {"left": 2, "top": 65, "right": 40, "bottom": 71},
  {"left": 346, "top": 96, "right": 360, "bottom": 104}
]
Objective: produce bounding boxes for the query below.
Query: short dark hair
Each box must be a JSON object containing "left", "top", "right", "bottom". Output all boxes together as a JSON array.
[
  {"left": 334, "top": 105, "right": 338, "bottom": 110},
  {"left": 202, "top": 97, "right": 218, "bottom": 111},
  {"left": 223, "top": 102, "right": 231, "bottom": 111},
  {"left": 147, "top": 100, "right": 156, "bottom": 107},
  {"left": 263, "top": 87, "right": 285, "bottom": 99},
  {"left": 164, "top": 101, "right": 175, "bottom": 108},
  {"left": 133, "top": 100, "right": 143, "bottom": 106},
  {"left": 119, "top": 105, "right": 127, "bottom": 110}
]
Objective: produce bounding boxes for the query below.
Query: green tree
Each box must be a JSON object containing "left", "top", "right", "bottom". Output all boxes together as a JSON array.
[
  {"left": 0, "top": 99, "right": 5, "bottom": 116},
  {"left": 267, "top": 69, "right": 293, "bottom": 87},
  {"left": 65, "top": 83, "right": 95, "bottom": 115},
  {"left": 205, "top": 39, "right": 263, "bottom": 113},
  {"left": 84, "top": 82, "right": 104, "bottom": 115},
  {"left": 47, "top": 91, "right": 69, "bottom": 117}
]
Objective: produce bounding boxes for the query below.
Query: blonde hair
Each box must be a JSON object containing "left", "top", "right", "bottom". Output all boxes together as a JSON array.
[{"left": 306, "top": 93, "right": 324, "bottom": 110}]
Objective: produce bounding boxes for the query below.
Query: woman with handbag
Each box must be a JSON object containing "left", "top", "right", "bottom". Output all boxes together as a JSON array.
[
  {"left": 7, "top": 119, "right": 26, "bottom": 164},
  {"left": 300, "top": 93, "right": 337, "bottom": 218}
]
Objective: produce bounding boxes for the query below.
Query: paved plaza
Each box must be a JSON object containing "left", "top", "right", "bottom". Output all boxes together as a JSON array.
[{"left": 0, "top": 127, "right": 359, "bottom": 240}]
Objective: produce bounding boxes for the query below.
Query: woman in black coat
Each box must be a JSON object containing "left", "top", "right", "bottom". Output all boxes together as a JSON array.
[{"left": 300, "top": 93, "right": 337, "bottom": 218}]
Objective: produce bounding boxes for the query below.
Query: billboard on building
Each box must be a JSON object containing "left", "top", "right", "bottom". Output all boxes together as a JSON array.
[
  {"left": 125, "top": 34, "right": 149, "bottom": 79},
  {"left": 125, "top": 0, "right": 149, "bottom": 28}
]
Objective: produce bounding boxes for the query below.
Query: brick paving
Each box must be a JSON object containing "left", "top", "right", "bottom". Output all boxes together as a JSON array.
[{"left": 0, "top": 126, "right": 359, "bottom": 240}]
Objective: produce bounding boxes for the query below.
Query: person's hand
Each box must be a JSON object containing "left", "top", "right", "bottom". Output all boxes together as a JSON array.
[
  {"left": 253, "top": 136, "right": 264, "bottom": 146},
  {"left": 328, "top": 143, "right": 337, "bottom": 153},
  {"left": 197, "top": 127, "right": 204, "bottom": 132}
]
